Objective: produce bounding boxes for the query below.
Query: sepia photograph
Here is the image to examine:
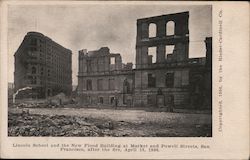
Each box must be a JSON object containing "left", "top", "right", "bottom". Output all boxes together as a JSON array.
[{"left": 7, "top": 4, "right": 212, "bottom": 137}]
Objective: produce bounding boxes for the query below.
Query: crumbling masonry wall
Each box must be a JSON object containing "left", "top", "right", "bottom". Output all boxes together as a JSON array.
[
  {"left": 135, "top": 12, "right": 189, "bottom": 69},
  {"left": 77, "top": 12, "right": 212, "bottom": 109},
  {"left": 78, "top": 47, "right": 134, "bottom": 107},
  {"left": 134, "top": 12, "right": 191, "bottom": 107}
]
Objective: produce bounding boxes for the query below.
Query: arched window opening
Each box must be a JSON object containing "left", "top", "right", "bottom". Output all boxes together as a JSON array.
[
  {"left": 149, "top": 23, "right": 157, "bottom": 38},
  {"left": 166, "top": 21, "right": 175, "bottom": 36}
]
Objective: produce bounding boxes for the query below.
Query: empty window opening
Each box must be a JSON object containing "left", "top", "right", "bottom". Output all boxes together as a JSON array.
[
  {"left": 31, "top": 66, "right": 36, "bottom": 74},
  {"left": 147, "top": 95, "right": 156, "bottom": 105},
  {"left": 123, "top": 79, "right": 131, "bottom": 94},
  {"left": 166, "top": 73, "right": 174, "bottom": 88},
  {"left": 165, "top": 45, "right": 175, "bottom": 60},
  {"left": 109, "top": 78, "right": 115, "bottom": 90},
  {"left": 149, "top": 23, "right": 157, "bottom": 38},
  {"left": 110, "top": 97, "right": 115, "bottom": 105},
  {"left": 47, "top": 89, "right": 51, "bottom": 96},
  {"left": 99, "top": 97, "right": 104, "bottom": 104},
  {"left": 148, "top": 73, "right": 156, "bottom": 88},
  {"left": 97, "top": 79, "right": 103, "bottom": 91},
  {"left": 166, "top": 21, "right": 175, "bottom": 36},
  {"left": 87, "top": 60, "right": 92, "bottom": 73},
  {"left": 110, "top": 57, "right": 115, "bottom": 65},
  {"left": 30, "top": 38, "right": 37, "bottom": 45},
  {"left": 148, "top": 47, "right": 157, "bottom": 63},
  {"left": 87, "top": 79, "right": 92, "bottom": 90},
  {"left": 31, "top": 76, "right": 37, "bottom": 84}
]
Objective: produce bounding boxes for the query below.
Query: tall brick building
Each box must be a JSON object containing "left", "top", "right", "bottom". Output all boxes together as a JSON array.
[
  {"left": 77, "top": 11, "right": 212, "bottom": 109},
  {"left": 14, "top": 32, "right": 72, "bottom": 99}
]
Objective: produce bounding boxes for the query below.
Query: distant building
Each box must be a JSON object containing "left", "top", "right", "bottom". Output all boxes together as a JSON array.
[
  {"left": 77, "top": 11, "right": 212, "bottom": 109},
  {"left": 14, "top": 32, "right": 72, "bottom": 99}
]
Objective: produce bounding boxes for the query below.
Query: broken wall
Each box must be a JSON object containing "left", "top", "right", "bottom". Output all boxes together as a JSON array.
[{"left": 136, "top": 12, "right": 189, "bottom": 69}]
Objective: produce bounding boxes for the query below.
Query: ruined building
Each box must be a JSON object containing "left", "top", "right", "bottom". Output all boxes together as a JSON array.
[
  {"left": 134, "top": 12, "right": 190, "bottom": 107},
  {"left": 14, "top": 32, "right": 72, "bottom": 99},
  {"left": 78, "top": 11, "right": 212, "bottom": 109},
  {"left": 77, "top": 47, "right": 134, "bottom": 106}
]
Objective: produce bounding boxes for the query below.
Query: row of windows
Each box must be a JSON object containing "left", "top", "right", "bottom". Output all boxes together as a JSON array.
[
  {"left": 83, "top": 79, "right": 133, "bottom": 94},
  {"left": 29, "top": 38, "right": 68, "bottom": 52},
  {"left": 86, "top": 96, "right": 117, "bottom": 105},
  {"left": 28, "top": 50, "right": 70, "bottom": 65},
  {"left": 29, "top": 39, "right": 71, "bottom": 64},
  {"left": 98, "top": 96, "right": 118, "bottom": 105},
  {"left": 148, "top": 73, "right": 174, "bottom": 88},
  {"left": 148, "top": 45, "right": 175, "bottom": 63},
  {"left": 83, "top": 73, "right": 174, "bottom": 91},
  {"left": 86, "top": 57, "right": 116, "bottom": 73},
  {"left": 31, "top": 66, "right": 69, "bottom": 79},
  {"left": 86, "top": 79, "right": 115, "bottom": 91},
  {"left": 46, "top": 55, "right": 70, "bottom": 63},
  {"left": 31, "top": 66, "right": 70, "bottom": 76},
  {"left": 29, "top": 72, "right": 66, "bottom": 85},
  {"left": 148, "top": 21, "right": 175, "bottom": 38}
]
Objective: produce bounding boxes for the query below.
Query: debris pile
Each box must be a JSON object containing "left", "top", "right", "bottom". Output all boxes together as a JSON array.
[
  {"left": 8, "top": 113, "right": 102, "bottom": 136},
  {"left": 8, "top": 111, "right": 212, "bottom": 137}
]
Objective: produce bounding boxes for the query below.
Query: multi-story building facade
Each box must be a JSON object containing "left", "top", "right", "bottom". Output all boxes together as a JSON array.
[
  {"left": 77, "top": 47, "right": 134, "bottom": 106},
  {"left": 78, "top": 11, "right": 212, "bottom": 109},
  {"left": 14, "top": 32, "right": 72, "bottom": 99},
  {"left": 134, "top": 12, "right": 211, "bottom": 108}
]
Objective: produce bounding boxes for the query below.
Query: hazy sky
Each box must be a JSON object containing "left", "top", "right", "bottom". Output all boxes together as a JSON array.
[{"left": 8, "top": 4, "right": 212, "bottom": 85}]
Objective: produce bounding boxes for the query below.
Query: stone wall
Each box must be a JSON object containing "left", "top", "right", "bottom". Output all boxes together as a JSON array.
[
  {"left": 78, "top": 47, "right": 134, "bottom": 107},
  {"left": 77, "top": 12, "right": 212, "bottom": 110}
]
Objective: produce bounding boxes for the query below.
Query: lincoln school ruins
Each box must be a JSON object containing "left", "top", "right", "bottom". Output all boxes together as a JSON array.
[
  {"left": 77, "top": 12, "right": 212, "bottom": 109},
  {"left": 14, "top": 11, "right": 212, "bottom": 109}
]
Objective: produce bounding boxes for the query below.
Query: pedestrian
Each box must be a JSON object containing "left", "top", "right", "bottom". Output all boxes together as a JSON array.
[
  {"left": 169, "top": 95, "right": 174, "bottom": 112},
  {"left": 115, "top": 97, "right": 118, "bottom": 110}
]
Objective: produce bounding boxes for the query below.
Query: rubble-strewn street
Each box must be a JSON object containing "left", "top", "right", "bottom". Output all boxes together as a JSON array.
[
  {"left": 9, "top": 11, "right": 213, "bottom": 138},
  {"left": 8, "top": 107, "right": 211, "bottom": 137}
]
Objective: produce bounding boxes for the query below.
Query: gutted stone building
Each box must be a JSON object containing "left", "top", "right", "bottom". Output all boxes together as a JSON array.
[
  {"left": 77, "top": 47, "right": 134, "bottom": 106},
  {"left": 134, "top": 12, "right": 211, "bottom": 108},
  {"left": 134, "top": 12, "right": 190, "bottom": 107},
  {"left": 77, "top": 11, "right": 212, "bottom": 109},
  {"left": 14, "top": 32, "right": 72, "bottom": 99}
]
